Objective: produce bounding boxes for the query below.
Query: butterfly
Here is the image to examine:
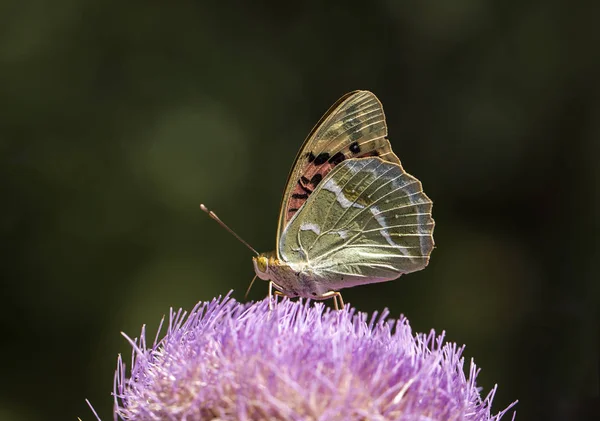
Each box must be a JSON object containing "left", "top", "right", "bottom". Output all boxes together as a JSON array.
[{"left": 203, "top": 91, "right": 434, "bottom": 309}]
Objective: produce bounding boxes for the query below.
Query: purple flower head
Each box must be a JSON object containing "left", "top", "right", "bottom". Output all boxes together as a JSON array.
[{"left": 114, "top": 293, "right": 516, "bottom": 420}]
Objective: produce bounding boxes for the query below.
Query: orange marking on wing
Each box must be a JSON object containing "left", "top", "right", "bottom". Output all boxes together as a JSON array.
[{"left": 285, "top": 162, "right": 334, "bottom": 222}]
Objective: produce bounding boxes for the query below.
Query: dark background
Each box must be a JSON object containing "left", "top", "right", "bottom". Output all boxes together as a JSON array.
[{"left": 1, "top": 1, "right": 598, "bottom": 420}]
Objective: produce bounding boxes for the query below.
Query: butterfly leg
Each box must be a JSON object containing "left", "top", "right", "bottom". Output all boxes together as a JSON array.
[
  {"left": 320, "top": 290, "right": 345, "bottom": 310},
  {"left": 268, "top": 281, "right": 287, "bottom": 310},
  {"left": 268, "top": 281, "right": 276, "bottom": 310},
  {"left": 335, "top": 292, "right": 345, "bottom": 310}
]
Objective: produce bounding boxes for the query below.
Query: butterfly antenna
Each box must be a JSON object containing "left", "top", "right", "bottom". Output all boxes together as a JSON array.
[
  {"left": 200, "top": 204, "right": 259, "bottom": 255},
  {"left": 244, "top": 275, "right": 258, "bottom": 300}
]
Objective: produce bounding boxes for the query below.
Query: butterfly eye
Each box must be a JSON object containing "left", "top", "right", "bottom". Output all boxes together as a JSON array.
[{"left": 253, "top": 256, "right": 269, "bottom": 274}]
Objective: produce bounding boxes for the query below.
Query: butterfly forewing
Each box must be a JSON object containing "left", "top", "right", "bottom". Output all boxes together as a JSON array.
[
  {"left": 279, "top": 158, "right": 434, "bottom": 290},
  {"left": 276, "top": 91, "right": 402, "bottom": 248}
]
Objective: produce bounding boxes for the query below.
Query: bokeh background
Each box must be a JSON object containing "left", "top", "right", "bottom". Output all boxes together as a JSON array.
[{"left": 1, "top": 1, "right": 598, "bottom": 420}]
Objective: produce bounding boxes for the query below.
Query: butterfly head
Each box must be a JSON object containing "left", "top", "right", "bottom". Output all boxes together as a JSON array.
[
  {"left": 252, "top": 251, "right": 304, "bottom": 298},
  {"left": 252, "top": 252, "right": 273, "bottom": 281}
]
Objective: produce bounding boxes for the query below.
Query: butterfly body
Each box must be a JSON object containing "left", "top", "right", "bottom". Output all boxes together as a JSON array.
[
  {"left": 253, "top": 252, "right": 327, "bottom": 299},
  {"left": 249, "top": 90, "right": 434, "bottom": 305}
]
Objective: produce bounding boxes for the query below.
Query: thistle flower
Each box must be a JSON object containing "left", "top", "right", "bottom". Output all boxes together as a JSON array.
[{"left": 113, "top": 293, "right": 516, "bottom": 420}]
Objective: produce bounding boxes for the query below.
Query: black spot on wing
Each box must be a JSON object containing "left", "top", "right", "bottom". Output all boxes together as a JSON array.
[
  {"left": 300, "top": 176, "right": 309, "bottom": 184},
  {"left": 314, "top": 152, "right": 330, "bottom": 165},
  {"left": 297, "top": 179, "right": 313, "bottom": 194},
  {"left": 350, "top": 141, "right": 361, "bottom": 154},
  {"left": 307, "top": 152, "right": 316, "bottom": 162},
  {"left": 292, "top": 193, "right": 309, "bottom": 199},
  {"left": 328, "top": 151, "right": 346, "bottom": 165},
  {"left": 309, "top": 173, "right": 322, "bottom": 186}
]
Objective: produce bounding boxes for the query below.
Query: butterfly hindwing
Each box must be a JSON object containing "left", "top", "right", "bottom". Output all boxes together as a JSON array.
[
  {"left": 277, "top": 91, "right": 402, "bottom": 246},
  {"left": 279, "top": 157, "right": 434, "bottom": 290}
]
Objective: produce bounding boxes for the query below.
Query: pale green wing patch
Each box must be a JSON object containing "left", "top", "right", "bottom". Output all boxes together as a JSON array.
[{"left": 279, "top": 158, "right": 434, "bottom": 290}]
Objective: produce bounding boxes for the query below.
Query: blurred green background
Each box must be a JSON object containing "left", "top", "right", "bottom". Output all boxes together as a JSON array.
[{"left": 1, "top": 0, "right": 598, "bottom": 420}]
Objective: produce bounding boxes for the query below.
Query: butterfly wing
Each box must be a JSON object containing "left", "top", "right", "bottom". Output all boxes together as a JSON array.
[
  {"left": 276, "top": 91, "right": 402, "bottom": 253},
  {"left": 279, "top": 157, "right": 434, "bottom": 290}
]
